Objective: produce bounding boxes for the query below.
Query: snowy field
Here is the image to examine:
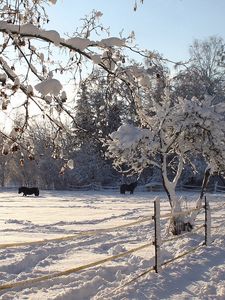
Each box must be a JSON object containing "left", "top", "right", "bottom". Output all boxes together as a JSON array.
[{"left": 0, "top": 189, "right": 225, "bottom": 299}]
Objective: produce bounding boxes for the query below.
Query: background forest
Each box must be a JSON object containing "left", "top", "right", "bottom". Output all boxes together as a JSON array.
[{"left": 1, "top": 35, "right": 225, "bottom": 190}]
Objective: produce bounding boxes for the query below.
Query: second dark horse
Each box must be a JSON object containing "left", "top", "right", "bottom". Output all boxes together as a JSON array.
[
  {"left": 18, "top": 186, "right": 39, "bottom": 196},
  {"left": 120, "top": 182, "right": 137, "bottom": 194}
]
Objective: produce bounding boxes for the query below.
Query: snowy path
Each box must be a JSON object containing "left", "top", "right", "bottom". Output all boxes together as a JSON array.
[{"left": 0, "top": 189, "right": 224, "bottom": 299}]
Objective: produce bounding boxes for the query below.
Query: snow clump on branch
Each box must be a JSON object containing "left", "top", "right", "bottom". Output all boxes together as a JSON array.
[{"left": 35, "top": 78, "right": 63, "bottom": 96}]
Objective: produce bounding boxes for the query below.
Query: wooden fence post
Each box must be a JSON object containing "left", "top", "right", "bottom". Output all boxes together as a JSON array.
[
  {"left": 204, "top": 196, "right": 211, "bottom": 246},
  {"left": 153, "top": 197, "right": 161, "bottom": 273}
]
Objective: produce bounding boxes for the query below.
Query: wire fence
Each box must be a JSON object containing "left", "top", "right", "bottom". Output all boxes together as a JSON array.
[
  {"left": 0, "top": 195, "right": 220, "bottom": 294},
  {"left": 152, "top": 196, "right": 210, "bottom": 272},
  {"left": 0, "top": 242, "right": 153, "bottom": 291},
  {"left": 0, "top": 215, "right": 153, "bottom": 250},
  {"left": 4, "top": 181, "right": 225, "bottom": 194},
  {"left": 64, "top": 181, "right": 225, "bottom": 194}
]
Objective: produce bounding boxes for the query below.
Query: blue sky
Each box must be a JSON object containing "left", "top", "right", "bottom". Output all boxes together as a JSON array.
[{"left": 46, "top": 0, "right": 225, "bottom": 62}]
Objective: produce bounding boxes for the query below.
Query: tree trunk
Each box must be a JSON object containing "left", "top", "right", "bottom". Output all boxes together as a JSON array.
[
  {"left": 161, "top": 174, "right": 172, "bottom": 207},
  {"left": 161, "top": 176, "right": 187, "bottom": 235},
  {"left": 162, "top": 174, "right": 194, "bottom": 235},
  {"left": 160, "top": 154, "right": 193, "bottom": 235}
]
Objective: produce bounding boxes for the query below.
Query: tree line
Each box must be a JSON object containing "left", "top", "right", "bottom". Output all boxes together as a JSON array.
[{"left": 1, "top": 35, "right": 224, "bottom": 189}]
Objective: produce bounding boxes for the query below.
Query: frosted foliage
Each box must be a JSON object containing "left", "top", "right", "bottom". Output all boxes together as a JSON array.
[
  {"left": 2, "top": 143, "right": 9, "bottom": 155},
  {"left": 108, "top": 124, "right": 157, "bottom": 174},
  {"left": 110, "top": 124, "right": 150, "bottom": 149},
  {"left": 35, "top": 79, "right": 63, "bottom": 96},
  {"left": 61, "top": 91, "right": 67, "bottom": 101},
  {"left": 67, "top": 159, "right": 74, "bottom": 170},
  {"left": 0, "top": 73, "right": 6, "bottom": 82},
  {"left": 95, "top": 11, "right": 103, "bottom": 18},
  {"left": 10, "top": 129, "right": 19, "bottom": 139}
]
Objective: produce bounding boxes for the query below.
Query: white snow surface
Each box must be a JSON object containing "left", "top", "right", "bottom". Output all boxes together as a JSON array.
[{"left": 0, "top": 189, "right": 224, "bottom": 299}]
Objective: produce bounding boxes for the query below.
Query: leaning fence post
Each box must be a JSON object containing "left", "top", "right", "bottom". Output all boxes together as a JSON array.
[
  {"left": 153, "top": 197, "right": 161, "bottom": 273},
  {"left": 204, "top": 196, "right": 211, "bottom": 245}
]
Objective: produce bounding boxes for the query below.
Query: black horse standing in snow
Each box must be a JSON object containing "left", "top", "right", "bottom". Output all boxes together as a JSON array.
[
  {"left": 18, "top": 186, "right": 39, "bottom": 196},
  {"left": 120, "top": 182, "right": 137, "bottom": 194}
]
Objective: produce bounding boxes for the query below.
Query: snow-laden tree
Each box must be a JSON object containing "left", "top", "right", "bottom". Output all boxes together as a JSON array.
[
  {"left": 0, "top": 0, "right": 150, "bottom": 164},
  {"left": 106, "top": 90, "right": 225, "bottom": 233}
]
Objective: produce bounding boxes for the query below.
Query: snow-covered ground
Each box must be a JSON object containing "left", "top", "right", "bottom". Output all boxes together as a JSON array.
[{"left": 0, "top": 189, "right": 225, "bottom": 299}]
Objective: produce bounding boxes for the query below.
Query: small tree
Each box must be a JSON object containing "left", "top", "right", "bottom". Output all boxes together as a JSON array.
[{"left": 106, "top": 90, "right": 225, "bottom": 234}]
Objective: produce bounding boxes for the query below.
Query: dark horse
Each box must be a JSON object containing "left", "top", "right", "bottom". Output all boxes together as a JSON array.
[
  {"left": 120, "top": 182, "right": 137, "bottom": 194},
  {"left": 18, "top": 186, "right": 39, "bottom": 196}
]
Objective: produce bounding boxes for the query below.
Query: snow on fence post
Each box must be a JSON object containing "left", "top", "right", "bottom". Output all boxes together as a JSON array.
[
  {"left": 204, "top": 196, "right": 211, "bottom": 246},
  {"left": 153, "top": 197, "right": 162, "bottom": 273}
]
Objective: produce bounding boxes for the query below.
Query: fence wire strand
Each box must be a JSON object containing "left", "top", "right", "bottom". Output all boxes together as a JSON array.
[
  {"left": 0, "top": 216, "right": 153, "bottom": 250},
  {"left": 105, "top": 242, "right": 205, "bottom": 299},
  {"left": 0, "top": 242, "right": 153, "bottom": 291},
  {"left": 161, "top": 224, "right": 205, "bottom": 244},
  {"left": 160, "top": 206, "right": 203, "bottom": 220}
]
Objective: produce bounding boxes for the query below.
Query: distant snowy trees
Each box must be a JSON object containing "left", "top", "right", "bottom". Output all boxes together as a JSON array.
[{"left": 174, "top": 36, "right": 225, "bottom": 101}]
